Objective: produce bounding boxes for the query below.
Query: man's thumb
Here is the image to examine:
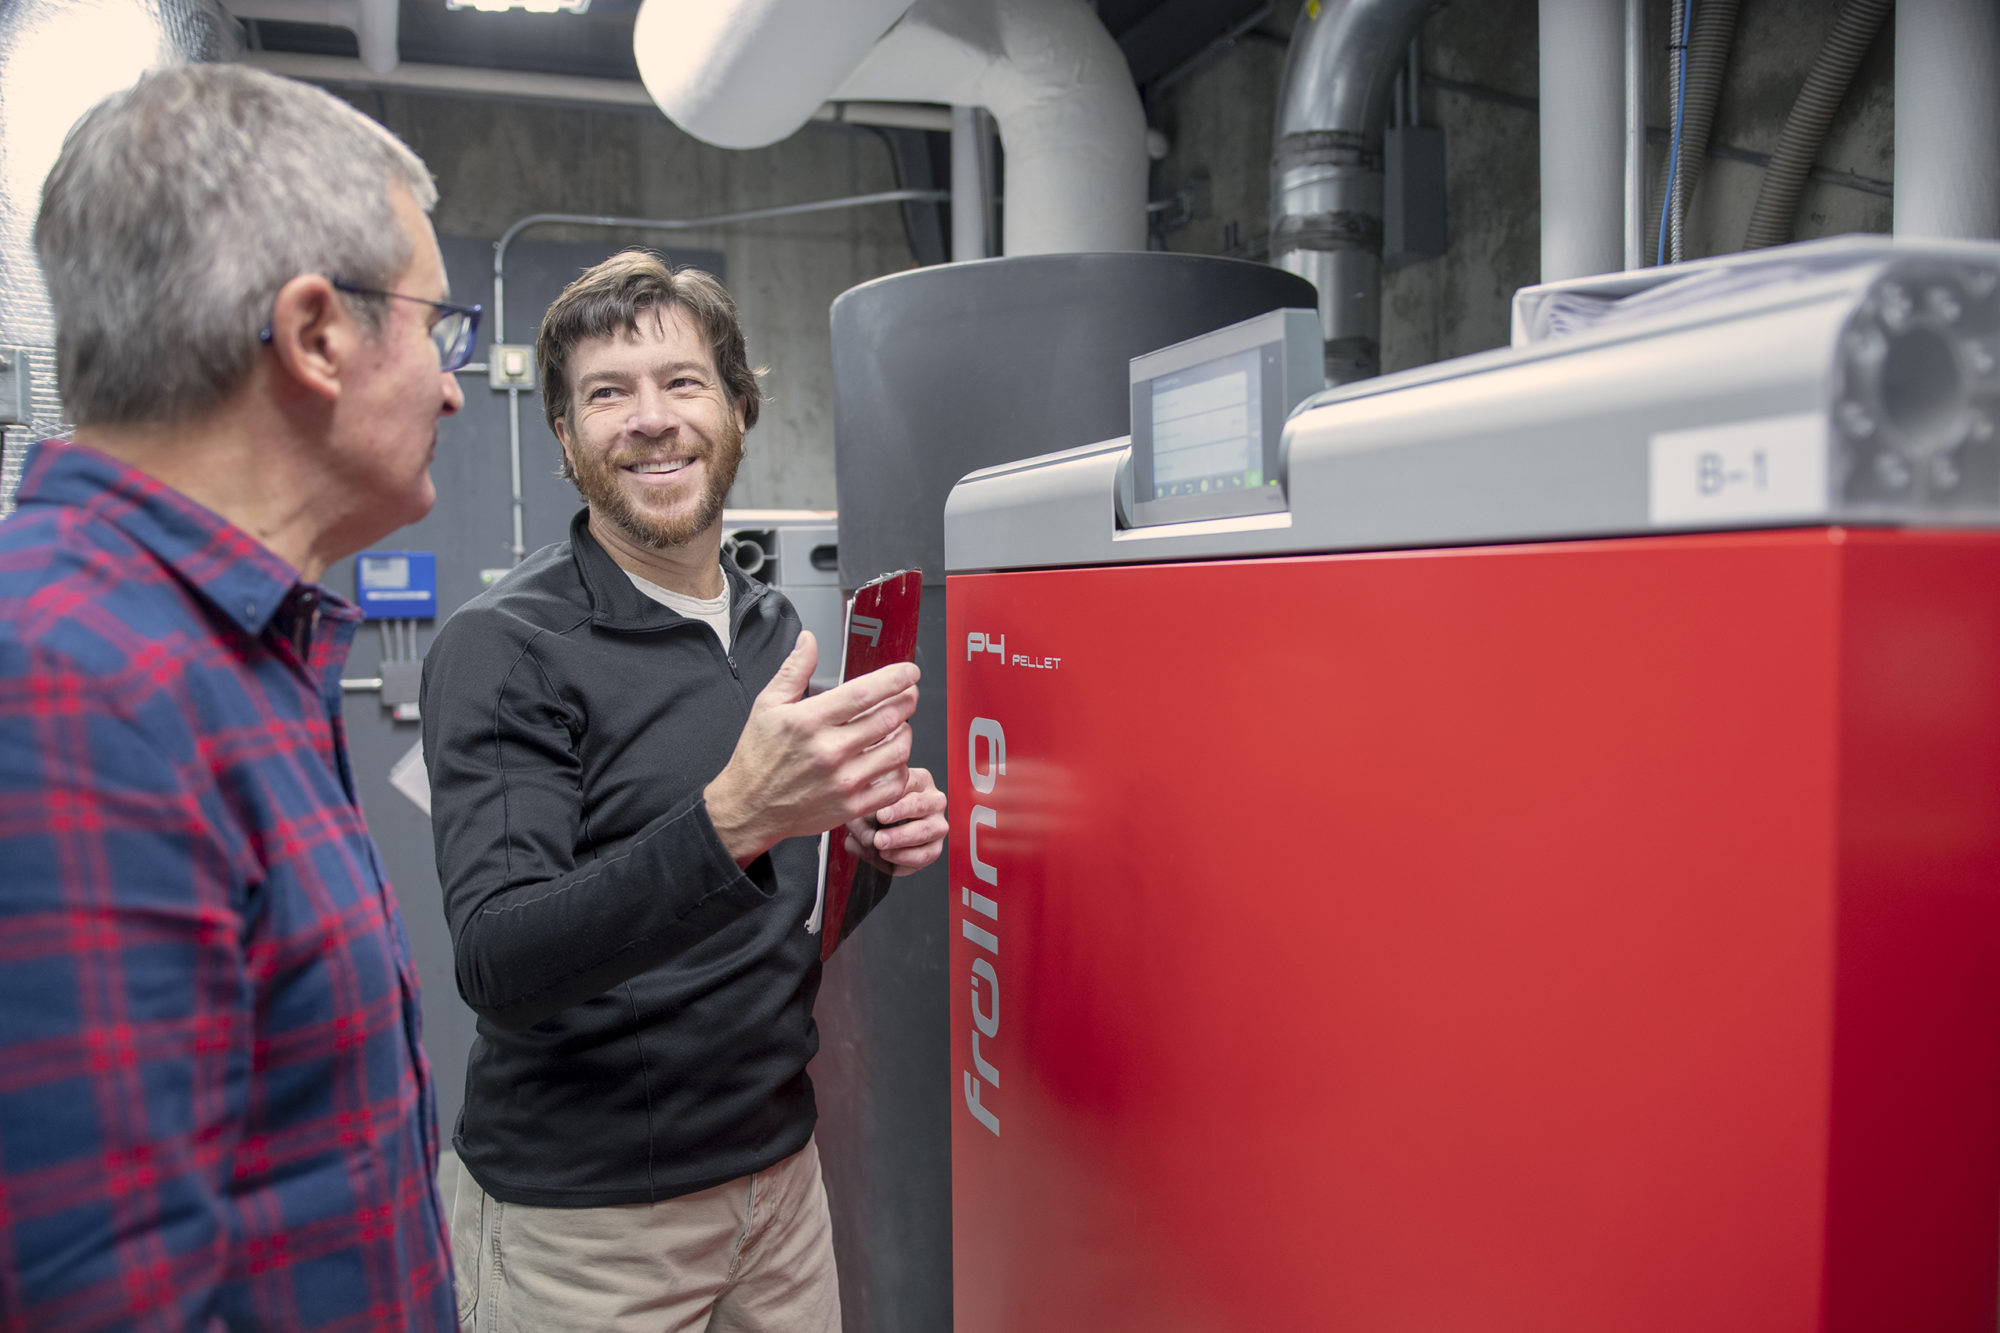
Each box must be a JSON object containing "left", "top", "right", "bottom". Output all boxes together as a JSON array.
[{"left": 762, "top": 630, "right": 817, "bottom": 703}]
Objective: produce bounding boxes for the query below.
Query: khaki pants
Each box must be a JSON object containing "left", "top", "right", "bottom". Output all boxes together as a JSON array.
[{"left": 451, "top": 1138, "right": 842, "bottom": 1333}]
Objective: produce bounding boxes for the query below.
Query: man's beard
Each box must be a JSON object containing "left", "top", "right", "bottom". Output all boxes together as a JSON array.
[{"left": 568, "top": 414, "right": 744, "bottom": 551}]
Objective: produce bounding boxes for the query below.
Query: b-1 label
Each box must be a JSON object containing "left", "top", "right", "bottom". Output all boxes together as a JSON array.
[{"left": 1648, "top": 412, "right": 1828, "bottom": 526}]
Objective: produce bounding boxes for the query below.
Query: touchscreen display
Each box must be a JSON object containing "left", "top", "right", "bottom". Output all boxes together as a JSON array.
[{"left": 1149, "top": 347, "right": 1263, "bottom": 499}]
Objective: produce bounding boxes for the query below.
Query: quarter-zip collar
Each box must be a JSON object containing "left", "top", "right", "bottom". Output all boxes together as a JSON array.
[{"left": 566, "top": 506, "right": 769, "bottom": 634}]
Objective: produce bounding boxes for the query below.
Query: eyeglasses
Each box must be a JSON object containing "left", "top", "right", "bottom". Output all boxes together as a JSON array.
[{"left": 258, "top": 278, "right": 485, "bottom": 372}]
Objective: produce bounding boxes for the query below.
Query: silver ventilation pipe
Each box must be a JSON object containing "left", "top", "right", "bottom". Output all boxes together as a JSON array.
[
  {"left": 1271, "top": 0, "right": 1443, "bottom": 385},
  {"left": 0, "top": 0, "right": 242, "bottom": 513}
]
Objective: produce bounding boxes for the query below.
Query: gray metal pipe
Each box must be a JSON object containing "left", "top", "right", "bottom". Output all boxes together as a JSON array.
[
  {"left": 1540, "top": 0, "right": 1625, "bottom": 281},
  {"left": 1895, "top": 0, "right": 2000, "bottom": 239},
  {"left": 490, "top": 191, "right": 949, "bottom": 344},
  {"left": 1623, "top": 0, "right": 1646, "bottom": 269},
  {"left": 950, "top": 106, "right": 992, "bottom": 261},
  {"left": 1270, "top": 0, "right": 1442, "bottom": 385}
]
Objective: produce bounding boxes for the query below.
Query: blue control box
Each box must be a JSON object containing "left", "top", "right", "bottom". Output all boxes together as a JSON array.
[{"left": 355, "top": 549, "right": 438, "bottom": 619}]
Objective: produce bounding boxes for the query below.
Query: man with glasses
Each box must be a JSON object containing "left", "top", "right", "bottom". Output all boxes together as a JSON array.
[{"left": 0, "top": 65, "right": 463, "bottom": 1329}]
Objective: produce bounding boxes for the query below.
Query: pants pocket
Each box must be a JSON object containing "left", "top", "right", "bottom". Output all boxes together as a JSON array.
[{"left": 450, "top": 1163, "right": 486, "bottom": 1329}]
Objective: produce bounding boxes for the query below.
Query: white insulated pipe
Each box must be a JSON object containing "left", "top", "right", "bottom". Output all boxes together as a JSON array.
[
  {"left": 1894, "top": 0, "right": 2000, "bottom": 240},
  {"left": 633, "top": 0, "right": 1146, "bottom": 255},
  {"left": 224, "top": 0, "right": 397, "bottom": 74},
  {"left": 835, "top": 0, "right": 1146, "bottom": 254},
  {"left": 1538, "top": 0, "right": 1625, "bottom": 280},
  {"left": 632, "top": 0, "right": 914, "bottom": 149}
]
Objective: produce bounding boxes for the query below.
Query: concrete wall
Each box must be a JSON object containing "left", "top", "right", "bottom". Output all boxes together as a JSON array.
[
  {"left": 1147, "top": 0, "right": 1898, "bottom": 374},
  {"left": 335, "top": 88, "right": 918, "bottom": 509}
]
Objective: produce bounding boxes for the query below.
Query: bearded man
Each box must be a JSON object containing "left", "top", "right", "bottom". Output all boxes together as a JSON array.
[{"left": 420, "top": 251, "right": 946, "bottom": 1333}]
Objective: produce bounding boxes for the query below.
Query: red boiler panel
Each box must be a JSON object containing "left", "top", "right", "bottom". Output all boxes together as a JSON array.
[{"left": 946, "top": 527, "right": 2000, "bottom": 1333}]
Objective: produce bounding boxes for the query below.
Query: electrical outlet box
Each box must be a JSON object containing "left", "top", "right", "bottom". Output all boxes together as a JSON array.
[
  {"left": 379, "top": 659, "right": 423, "bottom": 707},
  {"left": 489, "top": 344, "right": 536, "bottom": 390},
  {"left": 0, "top": 347, "right": 32, "bottom": 426},
  {"left": 1385, "top": 124, "right": 1447, "bottom": 264}
]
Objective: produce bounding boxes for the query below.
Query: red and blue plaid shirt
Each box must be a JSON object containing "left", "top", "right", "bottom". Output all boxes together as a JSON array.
[{"left": 0, "top": 441, "right": 452, "bottom": 1331}]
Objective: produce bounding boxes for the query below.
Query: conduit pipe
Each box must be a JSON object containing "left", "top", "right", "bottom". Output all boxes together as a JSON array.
[
  {"left": 1742, "top": 0, "right": 1891, "bottom": 249},
  {"left": 247, "top": 51, "right": 1170, "bottom": 158},
  {"left": 487, "top": 190, "right": 948, "bottom": 562},
  {"left": 243, "top": 52, "right": 963, "bottom": 133},
  {"left": 1271, "top": 0, "right": 1442, "bottom": 384},
  {"left": 1539, "top": 0, "right": 1625, "bottom": 281},
  {"left": 1895, "top": 0, "right": 2000, "bottom": 239},
  {"left": 223, "top": 0, "right": 396, "bottom": 74},
  {"left": 1623, "top": 0, "right": 1646, "bottom": 269},
  {"left": 634, "top": 0, "right": 1147, "bottom": 255},
  {"left": 1653, "top": 0, "right": 1739, "bottom": 263}
]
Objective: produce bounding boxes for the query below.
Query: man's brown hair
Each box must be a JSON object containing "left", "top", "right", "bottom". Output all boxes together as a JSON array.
[{"left": 536, "top": 250, "right": 764, "bottom": 477}]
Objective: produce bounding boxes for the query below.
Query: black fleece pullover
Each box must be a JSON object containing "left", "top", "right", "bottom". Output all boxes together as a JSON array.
[{"left": 422, "top": 509, "right": 889, "bottom": 1206}]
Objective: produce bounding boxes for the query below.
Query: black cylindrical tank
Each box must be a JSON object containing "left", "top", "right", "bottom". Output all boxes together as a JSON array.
[{"left": 815, "top": 253, "right": 1319, "bottom": 1333}]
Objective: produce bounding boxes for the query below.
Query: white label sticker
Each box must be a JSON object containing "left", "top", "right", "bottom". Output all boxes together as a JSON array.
[{"left": 1648, "top": 411, "right": 1828, "bottom": 526}]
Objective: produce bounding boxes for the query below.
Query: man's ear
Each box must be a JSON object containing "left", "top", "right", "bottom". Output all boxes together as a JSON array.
[
  {"left": 264, "top": 274, "right": 353, "bottom": 403},
  {"left": 552, "top": 412, "right": 578, "bottom": 473}
]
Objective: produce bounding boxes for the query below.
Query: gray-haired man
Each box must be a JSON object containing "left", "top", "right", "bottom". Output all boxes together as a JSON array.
[{"left": 0, "top": 65, "right": 463, "bottom": 1328}]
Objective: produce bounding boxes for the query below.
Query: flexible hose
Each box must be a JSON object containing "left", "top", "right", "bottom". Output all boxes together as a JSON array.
[
  {"left": 1666, "top": 0, "right": 1740, "bottom": 261},
  {"left": 1742, "top": 0, "right": 1893, "bottom": 248},
  {"left": 1654, "top": 0, "right": 1690, "bottom": 265}
]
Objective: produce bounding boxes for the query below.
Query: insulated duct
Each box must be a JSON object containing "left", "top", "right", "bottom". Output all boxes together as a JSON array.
[
  {"left": 1271, "top": 0, "right": 1443, "bottom": 385},
  {"left": 1894, "top": 0, "right": 2000, "bottom": 239},
  {"left": 0, "top": 0, "right": 242, "bottom": 513},
  {"left": 633, "top": 0, "right": 915, "bottom": 149},
  {"left": 1539, "top": 0, "right": 1624, "bottom": 281},
  {"left": 832, "top": 0, "right": 1146, "bottom": 254},
  {"left": 634, "top": 0, "right": 1147, "bottom": 255}
]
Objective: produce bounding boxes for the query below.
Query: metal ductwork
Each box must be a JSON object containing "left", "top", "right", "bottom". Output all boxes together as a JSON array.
[
  {"left": 1271, "top": 0, "right": 1443, "bottom": 385},
  {"left": 0, "top": 0, "right": 243, "bottom": 513}
]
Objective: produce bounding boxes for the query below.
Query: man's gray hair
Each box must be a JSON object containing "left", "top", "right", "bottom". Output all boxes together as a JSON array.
[{"left": 34, "top": 63, "right": 438, "bottom": 427}]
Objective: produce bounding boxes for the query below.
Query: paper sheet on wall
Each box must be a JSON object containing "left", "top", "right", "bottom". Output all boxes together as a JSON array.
[{"left": 389, "top": 736, "right": 431, "bottom": 817}]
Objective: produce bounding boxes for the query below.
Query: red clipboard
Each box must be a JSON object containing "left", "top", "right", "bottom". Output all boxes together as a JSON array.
[{"left": 809, "top": 568, "right": 923, "bottom": 959}]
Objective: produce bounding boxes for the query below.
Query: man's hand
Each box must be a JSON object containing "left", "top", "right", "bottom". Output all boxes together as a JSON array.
[
  {"left": 842, "top": 766, "right": 947, "bottom": 877},
  {"left": 704, "top": 631, "right": 921, "bottom": 866}
]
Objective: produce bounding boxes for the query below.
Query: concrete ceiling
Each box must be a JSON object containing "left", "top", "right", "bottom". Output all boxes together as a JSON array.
[{"left": 245, "top": 0, "right": 1280, "bottom": 93}]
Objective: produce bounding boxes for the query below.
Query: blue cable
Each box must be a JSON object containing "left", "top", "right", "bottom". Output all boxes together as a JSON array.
[{"left": 1656, "top": 0, "right": 1694, "bottom": 267}]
